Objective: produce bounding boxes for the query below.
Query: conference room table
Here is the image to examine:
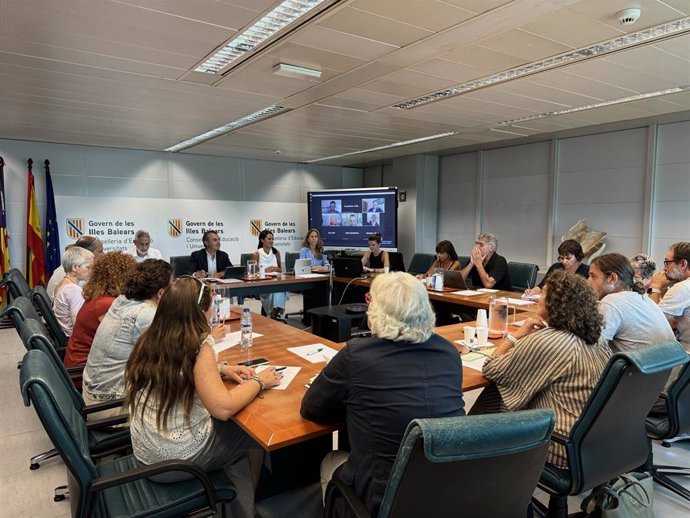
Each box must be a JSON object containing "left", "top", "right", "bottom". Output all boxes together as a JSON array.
[{"left": 333, "top": 274, "right": 538, "bottom": 312}]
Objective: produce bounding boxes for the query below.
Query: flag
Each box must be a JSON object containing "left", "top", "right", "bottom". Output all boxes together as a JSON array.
[
  {"left": 26, "top": 159, "right": 46, "bottom": 288},
  {"left": 0, "top": 156, "right": 10, "bottom": 306},
  {"left": 44, "top": 159, "right": 60, "bottom": 275}
]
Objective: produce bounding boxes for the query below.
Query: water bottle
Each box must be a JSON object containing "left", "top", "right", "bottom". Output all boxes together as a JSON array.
[
  {"left": 434, "top": 268, "right": 444, "bottom": 291},
  {"left": 211, "top": 292, "right": 221, "bottom": 325},
  {"left": 240, "top": 308, "right": 253, "bottom": 350}
]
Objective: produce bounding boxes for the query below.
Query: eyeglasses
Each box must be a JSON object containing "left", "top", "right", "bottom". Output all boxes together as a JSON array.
[
  {"left": 663, "top": 259, "right": 677, "bottom": 267},
  {"left": 180, "top": 275, "right": 206, "bottom": 304}
]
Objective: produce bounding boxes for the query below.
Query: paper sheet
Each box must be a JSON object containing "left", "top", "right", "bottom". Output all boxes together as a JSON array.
[
  {"left": 296, "top": 273, "right": 326, "bottom": 278},
  {"left": 217, "top": 278, "right": 244, "bottom": 284},
  {"left": 477, "top": 288, "right": 499, "bottom": 293},
  {"left": 288, "top": 343, "right": 339, "bottom": 363},
  {"left": 255, "top": 365, "right": 300, "bottom": 390},
  {"left": 463, "top": 355, "right": 488, "bottom": 371},
  {"left": 212, "top": 331, "right": 263, "bottom": 354},
  {"left": 452, "top": 290, "right": 483, "bottom": 296},
  {"left": 521, "top": 293, "right": 541, "bottom": 301},
  {"left": 506, "top": 297, "right": 536, "bottom": 306}
]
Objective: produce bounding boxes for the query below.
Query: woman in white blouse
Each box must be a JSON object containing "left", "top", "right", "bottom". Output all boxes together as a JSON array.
[
  {"left": 126, "top": 276, "right": 282, "bottom": 518},
  {"left": 52, "top": 247, "right": 94, "bottom": 336},
  {"left": 251, "top": 229, "right": 289, "bottom": 320}
]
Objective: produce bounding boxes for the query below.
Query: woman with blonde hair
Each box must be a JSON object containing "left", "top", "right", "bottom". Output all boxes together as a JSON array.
[
  {"left": 301, "top": 272, "right": 464, "bottom": 517},
  {"left": 64, "top": 251, "right": 137, "bottom": 368},
  {"left": 126, "top": 276, "right": 282, "bottom": 517}
]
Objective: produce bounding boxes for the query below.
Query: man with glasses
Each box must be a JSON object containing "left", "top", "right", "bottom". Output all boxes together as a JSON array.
[
  {"left": 125, "top": 230, "right": 162, "bottom": 262},
  {"left": 649, "top": 242, "right": 690, "bottom": 351},
  {"left": 460, "top": 232, "right": 511, "bottom": 290}
]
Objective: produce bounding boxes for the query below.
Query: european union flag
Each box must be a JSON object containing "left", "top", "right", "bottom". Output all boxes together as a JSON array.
[{"left": 44, "top": 159, "right": 60, "bottom": 274}]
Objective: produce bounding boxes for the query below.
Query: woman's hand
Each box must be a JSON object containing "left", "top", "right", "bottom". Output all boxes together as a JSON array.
[
  {"left": 222, "top": 364, "right": 255, "bottom": 384},
  {"left": 512, "top": 317, "right": 547, "bottom": 340},
  {"left": 259, "top": 367, "right": 283, "bottom": 388},
  {"left": 524, "top": 286, "right": 542, "bottom": 296},
  {"left": 210, "top": 323, "right": 227, "bottom": 342}
]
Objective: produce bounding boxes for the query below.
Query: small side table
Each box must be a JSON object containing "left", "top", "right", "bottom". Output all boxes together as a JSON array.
[{"left": 307, "top": 305, "right": 367, "bottom": 342}]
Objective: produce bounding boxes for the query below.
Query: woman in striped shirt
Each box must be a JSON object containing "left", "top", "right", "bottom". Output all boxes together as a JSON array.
[{"left": 479, "top": 270, "right": 612, "bottom": 467}]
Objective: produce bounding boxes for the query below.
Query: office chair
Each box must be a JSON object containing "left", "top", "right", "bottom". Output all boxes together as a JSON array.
[
  {"left": 325, "top": 409, "right": 555, "bottom": 518},
  {"left": 406, "top": 253, "right": 435, "bottom": 275},
  {"left": 644, "top": 361, "right": 690, "bottom": 501},
  {"left": 387, "top": 252, "right": 405, "bottom": 272},
  {"left": 0, "top": 268, "right": 32, "bottom": 300},
  {"left": 285, "top": 251, "right": 300, "bottom": 273},
  {"left": 169, "top": 255, "right": 192, "bottom": 277},
  {"left": 240, "top": 253, "right": 254, "bottom": 268},
  {"left": 19, "top": 318, "right": 131, "bottom": 477},
  {"left": 30, "top": 285, "right": 69, "bottom": 351},
  {"left": 533, "top": 341, "right": 688, "bottom": 518},
  {"left": 507, "top": 262, "right": 539, "bottom": 292},
  {"left": 20, "top": 349, "right": 237, "bottom": 517},
  {"left": 458, "top": 255, "right": 471, "bottom": 268},
  {"left": 0, "top": 295, "right": 42, "bottom": 333}
]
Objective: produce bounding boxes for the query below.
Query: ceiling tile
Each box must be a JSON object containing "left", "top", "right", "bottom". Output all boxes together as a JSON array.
[{"left": 349, "top": 0, "right": 474, "bottom": 31}]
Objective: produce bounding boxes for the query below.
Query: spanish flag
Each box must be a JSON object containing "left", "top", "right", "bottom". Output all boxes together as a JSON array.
[
  {"left": 26, "top": 159, "right": 46, "bottom": 288},
  {"left": 0, "top": 157, "right": 10, "bottom": 305}
]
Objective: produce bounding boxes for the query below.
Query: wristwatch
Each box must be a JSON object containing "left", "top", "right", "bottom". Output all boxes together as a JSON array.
[{"left": 217, "top": 360, "right": 229, "bottom": 375}]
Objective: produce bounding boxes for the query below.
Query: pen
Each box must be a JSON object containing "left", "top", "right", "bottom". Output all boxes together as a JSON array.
[
  {"left": 307, "top": 348, "right": 324, "bottom": 356},
  {"left": 275, "top": 366, "right": 287, "bottom": 372}
]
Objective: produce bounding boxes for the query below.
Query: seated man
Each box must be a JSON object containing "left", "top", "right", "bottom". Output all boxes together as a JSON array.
[
  {"left": 190, "top": 230, "right": 231, "bottom": 279},
  {"left": 301, "top": 272, "right": 464, "bottom": 517},
  {"left": 630, "top": 253, "right": 657, "bottom": 292},
  {"left": 460, "top": 232, "right": 511, "bottom": 290},
  {"left": 124, "top": 230, "right": 162, "bottom": 262},
  {"left": 649, "top": 242, "right": 690, "bottom": 352},
  {"left": 588, "top": 253, "right": 674, "bottom": 352}
]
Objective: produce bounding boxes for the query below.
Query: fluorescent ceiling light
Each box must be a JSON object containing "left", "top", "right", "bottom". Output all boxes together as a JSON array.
[
  {"left": 195, "top": 0, "right": 332, "bottom": 75},
  {"left": 273, "top": 63, "right": 321, "bottom": 79},
  {"left": 165, "top": 105, "right": 290, "bottom": 152},
  {"left": 498, "top": 86, "right": 690, "bottom": 126},
  {"left": 392, "top": 16, "right": 690, "bottom": 110},
  {"left": 306, "top": 132, "right": 457, "bottom": 163}
]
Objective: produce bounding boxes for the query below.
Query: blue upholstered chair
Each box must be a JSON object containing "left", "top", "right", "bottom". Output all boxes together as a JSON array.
[
  {"left": 507, "top": 262, "right": 539, "bottom": 292},
  {"left": 325, "top": 409, "right": 556, "bottom": 518},
  {"left": 534, "top": 341, "right": 688, "bottom": 518},
  {"left": 406, "top": 253, "right": 435, "bottom": 275},
  {"left": 20, "top": 349, "right": 237, "bottom": 517}
]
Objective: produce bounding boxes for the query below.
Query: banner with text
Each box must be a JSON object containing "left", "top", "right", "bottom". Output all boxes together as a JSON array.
[{"left": 55, "top": 196, "right": 307, "bottom": 263}]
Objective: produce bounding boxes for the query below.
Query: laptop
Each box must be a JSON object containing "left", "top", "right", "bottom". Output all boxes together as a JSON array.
[
  {"left": 293, "top": 258, "right": 311, "bottom": 276},
  {"left": 224, "top": 266, "right": 245, "bottom": 279},
  {"left": 333, "top": 257, "right": 364, "bottom": 278},
  {"left": 442, "top": 270, "right": 468, "bottom": 290}
]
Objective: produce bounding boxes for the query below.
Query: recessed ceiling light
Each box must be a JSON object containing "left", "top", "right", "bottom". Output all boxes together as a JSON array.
[
  {"left": 392, "top": 16, "right": 690, "bottom": 110},
  {"left": 306, "top": 132, "right": 457, "bottom": 163},
  {"left": 194, "top": 0, "right": 336, "bottom": 75},
  {"left": 165, "top": 105, "right": 291, "bottom": 152},
  {"left": 273, "top": 63, "right": 322, "bottom": 79}
]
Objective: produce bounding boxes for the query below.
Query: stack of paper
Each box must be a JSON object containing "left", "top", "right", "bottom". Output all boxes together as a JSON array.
[
  {"left": 212, "top": 331, "right": 263, "bottom": 354},
  {"left": 452, "top": 290, "right": 483, "bottom": 296}
]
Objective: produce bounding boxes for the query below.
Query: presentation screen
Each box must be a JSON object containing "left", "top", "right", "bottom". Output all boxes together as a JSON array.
[{"left": 307, "top": 187, "right": 398, "bottom": 249}]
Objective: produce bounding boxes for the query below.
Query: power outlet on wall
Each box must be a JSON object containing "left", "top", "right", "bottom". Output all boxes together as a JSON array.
[{"left": 399, "top": 190, "right": 407, "bottom": 202}]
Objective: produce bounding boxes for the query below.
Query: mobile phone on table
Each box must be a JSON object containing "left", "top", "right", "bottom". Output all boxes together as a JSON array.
[{"left": 237, "top": 358, "right": 269, "bottom": 367}]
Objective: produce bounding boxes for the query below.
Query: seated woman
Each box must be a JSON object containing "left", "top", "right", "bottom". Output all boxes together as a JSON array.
[
  {"left": 361, "top": 232, "right": 389, "bottom": 273},
  {"left": 525, "top": 239, "right": 588, "bottom": 295},
  {"left": 82, "top": 259, "right": 174, "bottom": 418},
  {"left": 299, "top": 228, "right": 330, "bottom": 272},
  {"left": 64, "top": 251, "right": 137, "bottom": 368},
  {"left": 630, "top": 253, "right": 657, "bottom": 292},
  {"left": 477, "top": 270, "right": 611, "bottom": 467},
  {"left": 126, "top": 276, "right": 282, "bottom": 518},
  {"left": 301, "top": 272, "right": 465, "bottom": 516},
  {"left": 420, "top": 240, "right": 462, "bottom": 277},
  {"left": 252, "top": 229, "right": 289, "bottom": 320},
  {"left": 52, "top": 247, "right": 95, "bottom": 337}
]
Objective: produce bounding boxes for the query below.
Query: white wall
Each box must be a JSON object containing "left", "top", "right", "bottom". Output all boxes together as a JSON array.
[{"left": 0, "top": 138, "right": 363, "bottom": 270}]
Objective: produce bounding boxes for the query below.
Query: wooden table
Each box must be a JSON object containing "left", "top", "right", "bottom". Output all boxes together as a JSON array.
[
  {"left": 220, "top": 314, "right": 492, "bottom": 451},
  {"left": 333, "top": 275, "right": 536, "bottom": 312},
  {"left": 214, "top": 274, "right": 329, "bottom": 299}
]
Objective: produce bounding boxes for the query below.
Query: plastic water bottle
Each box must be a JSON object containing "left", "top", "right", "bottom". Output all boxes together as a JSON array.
[
  {"left": 240, "top": 308, "right": 253, "bottom": 350},
  {"left": 434, "top": 268, "right": 444, "bottom": 291},
  {"left": 211, "top": 293, "right": 221, "bottom": 325}
]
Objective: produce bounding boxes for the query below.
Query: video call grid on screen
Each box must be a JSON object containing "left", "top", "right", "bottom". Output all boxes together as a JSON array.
[{"left": 307, "top": 188, "right": 397, "bottom": 249}]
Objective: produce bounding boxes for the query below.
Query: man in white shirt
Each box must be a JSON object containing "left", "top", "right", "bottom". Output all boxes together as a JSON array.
[
  {"left": 46, "top": 236, "right": 104, "bottom": 299},
  {"left": 125, "top": 230, "right": 163, "bottom": 263},
  {"left": 587, "top": 253, "right": 674, "bottom": 352},
  {"left": 650, "top": 242, "right": 690, "bottom": 352},
  {"left": 190, "top": 230, "right": 231, "bottom": 279}
]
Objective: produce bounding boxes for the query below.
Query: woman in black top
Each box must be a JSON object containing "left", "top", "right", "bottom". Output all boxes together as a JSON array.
[
  {"left": 361, "top": 233, "right": 389, "bottom": 273},
  {"left": 301, "top": 272, "right": 464, "bottom": 517},
  {"left": 525, "top": 239, "right": 588, "bottom": 295}
]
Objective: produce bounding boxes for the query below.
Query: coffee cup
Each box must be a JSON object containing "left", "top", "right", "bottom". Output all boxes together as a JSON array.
[
  {"left": 476, "top": 326, "right": 489, "bottom": 346},
  {"left": 463, "top": 326, "right": 475, "bottom": 345}
]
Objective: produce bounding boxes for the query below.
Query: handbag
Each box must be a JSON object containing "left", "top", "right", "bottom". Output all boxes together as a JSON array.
[{"left": 581, "top": 472, "right": 654, "bottom": 518}]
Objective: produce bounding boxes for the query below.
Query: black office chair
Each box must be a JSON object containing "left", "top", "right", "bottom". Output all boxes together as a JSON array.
[
  {"left": 507, "top": 262, "right": 539, "bottom": 292},
  {"left": 19, "top": 318, "right": 130, "bottom": 477},
  {"left": 0, "top": 267, "right": 32, "bottom": 300},
  {"left": 285, "top": 251, "right": 300, "bottom": 273},
  {"left": 533, "top": 341, "right": 688, "bottom": 518},
  {"left": 0, "top": 295, "right": 42, "bottom": 333},
  {"left": 644, "top": 361, "right": 690, "bottom": 501},
  {"left": 169, "top": 255, "right": 192, "bottom": 277},
  {"left": 388, "top": 252, "right": 405, "bottom": 272},
  {"left": 30, "top": 285, "right": 68, "bottom": 351},
  {"left": 406, "top": 253, "right": 435, "bottom": 275},
  {"left": 240, "top": 253, "right": 254, "bottom": 268},
  {"left": 458, "top": 255, "right": 470, "bottom": 268},
  {"left": 325, "top": 409, "right": 555, "bottom": 518},
  {"left": 20, "top": 349, "right": 237, "bottom": 517}
]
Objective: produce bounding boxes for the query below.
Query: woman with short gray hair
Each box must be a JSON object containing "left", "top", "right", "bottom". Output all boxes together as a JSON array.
[
  {"left": 301, "top": 272, "right": 464, "bottom": 517},
  {"left": 52, "top": 247, "right": 95, "bottom": 336}
]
